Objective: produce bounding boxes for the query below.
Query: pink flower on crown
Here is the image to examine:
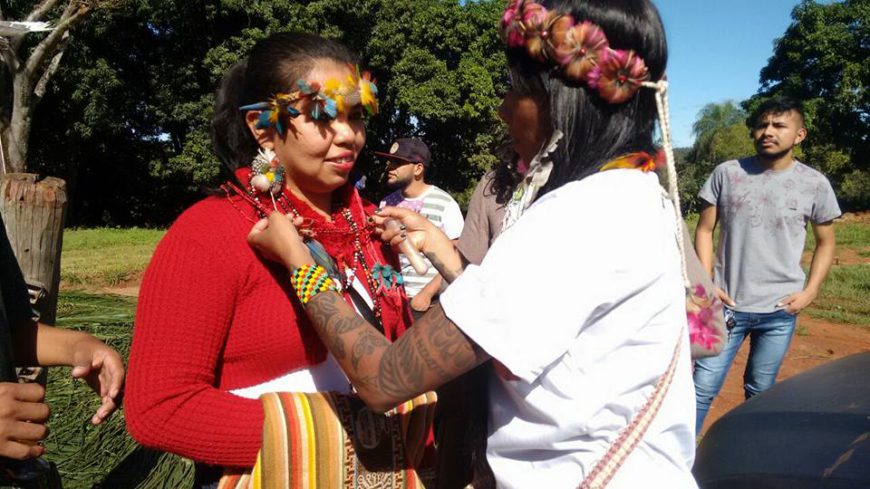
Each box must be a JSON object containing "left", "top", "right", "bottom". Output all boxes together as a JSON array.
[
  {"left": 587, "top": 49, "right": 650, "bottom": 104},
  {"left": 502, "top": 0, "right": 526, "bottom": 47},
  {"left": 525, "top": 10, "right": 572, "bottom": 61},
  {"left": 520, "top": 1, "right": 547, "bottom": 25},
  {"left": 556, "top": 21, "right": 609, "bottom": 81}
]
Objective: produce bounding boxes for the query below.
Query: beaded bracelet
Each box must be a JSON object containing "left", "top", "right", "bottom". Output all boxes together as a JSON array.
[{"left": 292, "top": 265, "right": 338, "bottom": 305}]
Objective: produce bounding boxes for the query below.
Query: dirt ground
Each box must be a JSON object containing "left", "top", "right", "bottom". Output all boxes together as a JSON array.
[{"left": 699, "top": 315, "right": 870, "bottom": 434}]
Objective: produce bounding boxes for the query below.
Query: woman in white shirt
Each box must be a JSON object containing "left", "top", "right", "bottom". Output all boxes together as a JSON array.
[{"left": 248, "top": 0, "right": 697, "bottom": 487}]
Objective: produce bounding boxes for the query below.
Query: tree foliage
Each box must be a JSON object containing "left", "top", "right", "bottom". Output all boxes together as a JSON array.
[
  {"left": 745, "top": 0, "right": 869, "bottom": 209},
  {"left": 680, "top": 102, "right": 755, "bottom": 214},
  {"left": 23, "top": 0, "right": 507, "bottom": 226},
  {"left": 0, "top": 0, "right": 118, "bottom": 174},
  {"left": 682, "top": 1, "right": 868, "bottom": 212}
]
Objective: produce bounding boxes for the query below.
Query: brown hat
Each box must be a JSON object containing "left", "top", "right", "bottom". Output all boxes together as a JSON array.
[{"left": 374, "top": 138, "right": 431, "bottom": 166}]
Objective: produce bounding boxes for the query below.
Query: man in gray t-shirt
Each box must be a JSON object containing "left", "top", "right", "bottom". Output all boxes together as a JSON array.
[{"left": 693, "top": 97, "right": 841, "bottom": 434}]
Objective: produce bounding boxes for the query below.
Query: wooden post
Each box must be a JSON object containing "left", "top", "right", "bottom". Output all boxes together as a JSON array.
[{"left": 0, "top": 173, "right": 67, "bottom": 325}]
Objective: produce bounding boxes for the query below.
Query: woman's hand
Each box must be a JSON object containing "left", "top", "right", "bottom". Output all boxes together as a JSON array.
[
  {"left": 372, "top": 206, "right": 445, "bottom": 255},
  {"left": 70, "top": 337, "right": 125, "bottom": 425},
  {"left": 373, "top": 206, "right": 465, "bottom": 283},
  {"left": 247, "top": 212, "right": 315, "bottom": 270}
]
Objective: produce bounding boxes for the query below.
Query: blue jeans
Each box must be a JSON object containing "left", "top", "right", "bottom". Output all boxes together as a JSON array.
[{"left": 693, "top": 308, "right": 797, "bottom": 434}]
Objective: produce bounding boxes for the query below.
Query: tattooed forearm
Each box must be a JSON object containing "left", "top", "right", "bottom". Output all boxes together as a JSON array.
[
  {"left": 352, "top": 329, "right": 389, "bottom": 369},
  {"left": 307, "top": 292, "right": 368, "bottom": 361},
  {"left": 378, "top": 334, "right": 426, "bottom": 398},
  {"left": 376, "top": 304, "right": 482, "bottom": 401},
  {"left": 424, "top": 251, "right": 465, "bottom": 283},
  {"left": 303, "top": 293, "right": 486, "bottom": 412}
]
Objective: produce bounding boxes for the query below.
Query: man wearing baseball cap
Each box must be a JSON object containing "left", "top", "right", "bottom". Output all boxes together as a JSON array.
[{"left": 377, "top": 138, "right": 464, "bottom": 318}]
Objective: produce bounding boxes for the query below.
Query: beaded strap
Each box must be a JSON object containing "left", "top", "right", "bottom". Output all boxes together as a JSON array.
[
  {"left": 578, "top": 328, "right": 684, "bottom": 489},
  {"left": 292, "top": 265, "right": 338, "bottom": 305}
]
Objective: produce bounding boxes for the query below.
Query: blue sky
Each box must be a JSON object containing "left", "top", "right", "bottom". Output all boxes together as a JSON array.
[{"left": 653, "top": 0, "right": 804, "bottom": 147}]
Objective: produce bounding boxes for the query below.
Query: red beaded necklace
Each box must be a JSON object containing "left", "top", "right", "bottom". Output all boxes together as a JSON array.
[{"left": 222, "top": 169, "right": 386, "bottom": 322}]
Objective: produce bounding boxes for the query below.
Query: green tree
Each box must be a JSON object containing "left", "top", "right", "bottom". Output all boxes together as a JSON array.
[
  {"left": 691, "top": 101, "right": 745, "bottom": 143},
  {"left": 681, "top": 101, "right": 755, "bottom": 213},
  {"left": 688, "top": 101, "right": 747, "bottom": 165},
  {"left": 0, "top": 0, "right": 118, "bottom": 173},
  {"left": 745, "top": 0, "right": 869, "bottom": 209}
]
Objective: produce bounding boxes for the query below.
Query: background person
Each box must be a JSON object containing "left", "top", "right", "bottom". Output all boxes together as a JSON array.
[
  {"left": 0, "top": 214, "right": 123, "bottom": 463},
  {"left": 377, "top": 138, "right": 464, "bottom": 318},
  {"left": 692, "top": 97, "right": 841, "bottom": 433}
]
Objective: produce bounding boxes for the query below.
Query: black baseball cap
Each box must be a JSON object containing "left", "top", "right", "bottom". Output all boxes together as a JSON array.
[{"left": 374, "top": 138, "right": 431, "bottom": 166}]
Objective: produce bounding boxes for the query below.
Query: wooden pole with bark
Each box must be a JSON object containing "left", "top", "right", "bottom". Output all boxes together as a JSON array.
[{"left": 0, "top": 173, "right": 67, "bottom": 325}]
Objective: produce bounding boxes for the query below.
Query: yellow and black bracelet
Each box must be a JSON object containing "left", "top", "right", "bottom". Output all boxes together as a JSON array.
[{"left": 291, "top": 265, "right": 338, "bottom": 305}]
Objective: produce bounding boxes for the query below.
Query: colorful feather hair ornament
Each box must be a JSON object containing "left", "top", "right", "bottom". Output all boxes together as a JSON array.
[{"left": 239, "top": 67, "right": 379, "bottom": 131}]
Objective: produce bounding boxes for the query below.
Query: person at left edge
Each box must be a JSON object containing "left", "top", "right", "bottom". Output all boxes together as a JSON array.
[{"left": 0, "top": 214, "right": 124, "bottom": 462}]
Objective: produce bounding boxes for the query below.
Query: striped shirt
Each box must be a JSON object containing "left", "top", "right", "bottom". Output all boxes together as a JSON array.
[{"left": 380, "top": 185, "right": 464, "bottom": 297}]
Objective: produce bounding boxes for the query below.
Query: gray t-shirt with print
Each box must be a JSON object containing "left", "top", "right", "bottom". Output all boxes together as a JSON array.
[{"left": 699, "top": 158, "right": 841, "bottom": 313}]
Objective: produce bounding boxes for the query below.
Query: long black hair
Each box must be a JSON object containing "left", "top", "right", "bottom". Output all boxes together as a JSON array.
[
  {"left": 502, "top": 0, "right": 668, "bottom": 199},
  {"left": 210, "top": 32, "right": 359, "bottom": 175},
  {"left": 469, "top": 2, "right": 669, "bottom": 487}
]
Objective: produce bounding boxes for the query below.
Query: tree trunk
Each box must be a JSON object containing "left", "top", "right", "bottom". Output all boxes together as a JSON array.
[
  {"left": 7, "top": 72, "right": 34, "bottom": 174},
  {"left": 0, "top": 173, "right": 67, "bottom": 325}
]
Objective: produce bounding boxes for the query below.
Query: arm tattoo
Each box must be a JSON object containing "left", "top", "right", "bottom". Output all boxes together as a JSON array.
[
  {"left": 377, "top": 304, "right": 480, "bottom": 400},
  {"left": 306, "top": 292, "right": 368, "bottom": 361},
  {"left": 378, "top": 332, "right": 426, "bottom": 398},
  {"left": 428, "top": 305, "right": 473, "bottom": 369},
  {"left": 304, "top": 293, "right": 486, "bottom": 407},
  {"left": 424, "top": 251, "right": 465, "bottom": 283},
  {"left": 352, "top": 329, "right": 389, "bottom": 369}
]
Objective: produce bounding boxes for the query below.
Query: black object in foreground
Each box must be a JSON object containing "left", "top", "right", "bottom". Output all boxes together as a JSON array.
[{"left": 694, "top": 352, "right": 870, "bottom": 489}]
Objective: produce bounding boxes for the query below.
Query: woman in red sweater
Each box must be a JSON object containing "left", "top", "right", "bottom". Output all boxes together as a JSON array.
[{"left": 124, "top": 32, "right": 413, "bottom": 486}]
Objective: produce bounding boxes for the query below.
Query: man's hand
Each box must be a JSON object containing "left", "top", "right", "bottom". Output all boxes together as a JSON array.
[
  {"left": 716, "top": 287, "right": 736, "bottom": 308},
  {"left": 0, "top": 383, "right": 49, "bottom": 460},
  {"left": 778, "top": 289, "right": 817, "bottom": 315},
  {"left": 410, "top": 293, "right": 432, "bottom": 313},
  {"left": 70, "top": 338, "right": 125, "bottom": 425}
]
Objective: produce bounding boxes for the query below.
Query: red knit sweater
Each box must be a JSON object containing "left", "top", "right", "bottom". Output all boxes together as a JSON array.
[{"left": 125, "top": 194, "right": 410, "bottom": 467}]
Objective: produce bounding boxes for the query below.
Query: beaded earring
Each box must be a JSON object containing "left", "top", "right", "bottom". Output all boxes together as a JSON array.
[{"left": 250, "top": 147, "right": 285, "bottom": 195}]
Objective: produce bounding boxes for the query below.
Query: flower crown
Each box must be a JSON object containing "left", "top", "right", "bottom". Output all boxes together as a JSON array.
[
  {"left": 240, "top": 65, "right": 378, "bottom": 134},
  {"left": 502, "top": 0, "right": 651, "bottom": 104}
]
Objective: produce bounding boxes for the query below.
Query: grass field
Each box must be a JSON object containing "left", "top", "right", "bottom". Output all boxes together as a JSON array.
[
  {"left": 43, "top": 216, "right": 868, "bottom": 487},
  {"left": 60, "top": 228, "right": 165, "bottom": 288},
  {"left": 46, "top": 292, "right": 193, "bottom": 488}
]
